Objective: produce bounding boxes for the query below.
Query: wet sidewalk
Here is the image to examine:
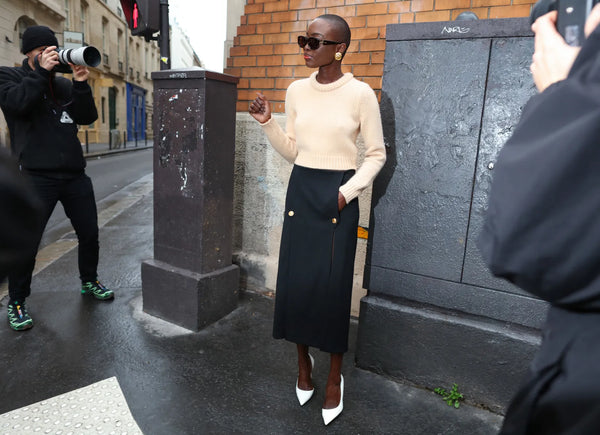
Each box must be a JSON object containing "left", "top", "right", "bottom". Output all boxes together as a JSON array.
[{"left": 0, "top": 176, "right": 503, "bottom": 434}]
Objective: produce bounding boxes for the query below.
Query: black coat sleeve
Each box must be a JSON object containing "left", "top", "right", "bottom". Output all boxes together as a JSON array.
[
  {"left": 67, "top": 79, "right": 98, "bottom": 125},
  {"left": 0, "top": 65, "right": 51, "bottom": 116},
  {"left": 478, "top": 29, "right": 600, "bottom": 309}
]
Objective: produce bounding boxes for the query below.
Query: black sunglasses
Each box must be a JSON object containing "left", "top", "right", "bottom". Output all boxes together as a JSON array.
[{"left": 297, "top": 35, "right": 342, "bottom": 50}]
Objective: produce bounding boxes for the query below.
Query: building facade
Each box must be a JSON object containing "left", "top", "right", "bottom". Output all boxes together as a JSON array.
[
  {"left": 170, "top": 19, "right": 203, "bottom": 69},
  {"left": 0, "top": 0, "right": 160, "bottom": 147}
]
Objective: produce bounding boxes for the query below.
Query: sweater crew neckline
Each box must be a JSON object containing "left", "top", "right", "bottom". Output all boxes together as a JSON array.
[{"left": 309, "top": 71, "right": 354, "bottom": 92}]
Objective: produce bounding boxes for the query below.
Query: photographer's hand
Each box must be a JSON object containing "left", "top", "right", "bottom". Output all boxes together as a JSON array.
[
  {"left": 71, "top": 65, "right": 89, "bottom": 82},
  {"left": 38, "top": 46, "right": 59, "bottom": 72},
  {"left": 531, "top": 12, "right": 580, "bottom": 92}
]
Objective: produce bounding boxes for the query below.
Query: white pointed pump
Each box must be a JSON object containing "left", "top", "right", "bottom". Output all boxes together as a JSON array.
[
  {"left": 296, "top": 354, "right": 315, "bottom": 406},
  {"left": 322, "top": 374, "right": 344, "bottom": 425}
]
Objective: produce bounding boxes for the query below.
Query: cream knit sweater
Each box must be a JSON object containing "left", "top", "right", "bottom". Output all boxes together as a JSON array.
[{"left": 260, "top": 71, "right": 386, "bottom": 203}]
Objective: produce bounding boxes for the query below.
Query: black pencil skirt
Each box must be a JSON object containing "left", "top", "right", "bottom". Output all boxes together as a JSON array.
[{"left": 273, "top": 164, "right": 359, "bottom": 353}]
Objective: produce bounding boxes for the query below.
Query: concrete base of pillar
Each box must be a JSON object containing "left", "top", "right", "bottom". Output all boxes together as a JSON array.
[
  {"left": 356, "top": 295, "right": 541, "bottom": 414},
  {"left": 141, "top": 259, "right": 239, "bottom": 331}
]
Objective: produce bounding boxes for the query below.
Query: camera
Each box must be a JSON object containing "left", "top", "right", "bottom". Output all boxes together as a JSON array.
[
  {"left": 53, "top": 46, "right": 101, "bottom": 73},
  {"left": 58, "top": 46, "right": 101, "bottom": 68},
  {"left": 530, "top": 0, "right": 600, "bottom": 46}
]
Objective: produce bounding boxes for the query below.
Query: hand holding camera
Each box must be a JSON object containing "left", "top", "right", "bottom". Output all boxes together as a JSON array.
[
  {"left": 530, "top": 12, "right": 580, "bottom": 92},
  {"left": 531, "top": 0, "right": 600, "bottom": 46},
  {"left": 36, "top": 45, "right": 101, "bottom": 75},
  {"left": 55, "top": 46, "right": 101, "bottom": 75},
  {"left": 37, "top": 46, "right": 60, "bottom": 72},
  {"left": 530, "top": 1, "right": 600, "bottom": 92}
]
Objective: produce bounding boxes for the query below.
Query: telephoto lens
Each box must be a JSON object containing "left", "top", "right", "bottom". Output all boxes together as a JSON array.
[{"left": 57, "top": 46, "right": 101, "bottom": 67}]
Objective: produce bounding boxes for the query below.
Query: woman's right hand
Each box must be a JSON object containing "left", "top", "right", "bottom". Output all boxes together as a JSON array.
[{"left": 249, "top": 92, "right": 271, "bottom": 124}]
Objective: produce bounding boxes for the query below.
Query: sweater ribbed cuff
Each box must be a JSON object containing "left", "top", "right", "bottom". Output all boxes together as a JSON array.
[
  {"left": 259, "top": 117, "right": 273, "bottom": 127},
  {"left": 339, "top": 183, "right": 360, "bottom": 204}
]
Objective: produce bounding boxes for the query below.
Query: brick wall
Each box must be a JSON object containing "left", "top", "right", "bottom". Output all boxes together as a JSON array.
[{"left": 225, "top": 0, "right": 536, "bottom": 112}]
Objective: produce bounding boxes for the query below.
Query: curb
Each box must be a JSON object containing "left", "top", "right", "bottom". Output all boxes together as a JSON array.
[{"left": 84, "top": 145, "right": 153, "bottom": 160}]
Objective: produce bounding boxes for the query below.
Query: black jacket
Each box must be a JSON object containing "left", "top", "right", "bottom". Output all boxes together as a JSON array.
[
  {"left": 479, "top": 26, "right": 600, "bottom": 435},
  {"left": 0, "top": 58, "right": 98, "bottom": 174}
]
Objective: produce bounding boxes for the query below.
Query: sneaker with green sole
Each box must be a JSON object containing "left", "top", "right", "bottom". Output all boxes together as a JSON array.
[
  {"left": 8, "top": 300, "right": 33, "bottom": 331},
  {"left": 81, "top": 281, "right": 114, "bottom": 300}
]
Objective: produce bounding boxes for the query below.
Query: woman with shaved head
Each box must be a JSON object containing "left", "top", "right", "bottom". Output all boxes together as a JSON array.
[{"left": 249, "top": 14, "right": 386, "bottom": 425}]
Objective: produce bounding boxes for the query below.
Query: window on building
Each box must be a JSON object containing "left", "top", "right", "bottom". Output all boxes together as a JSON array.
[
  {"left": 65, "top": 0, "right": 70, "bottom": 29},
  {"left": 102, "top": 18, "right": 108, "bottom": 54},
  {"left": 80, "top": 2, "right": 88, "bottom": 39},
  {"left": 16, "top": 16, "right": 36, "bottom": 54},
  {"left": 117, "top": 29, "right": 123, "bottom": 72},
  {"left": 117, "top": 29, "right": 122, "bottom": 59}
]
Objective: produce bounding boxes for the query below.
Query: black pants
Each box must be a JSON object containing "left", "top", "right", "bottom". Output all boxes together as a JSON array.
[{"left": 8, "top": 172, "right": 99, "bottom": 302}]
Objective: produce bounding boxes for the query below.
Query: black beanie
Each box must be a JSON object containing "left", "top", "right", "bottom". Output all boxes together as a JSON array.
[{"left": 21, "top": 26, "right": 59, "bottom": 54}]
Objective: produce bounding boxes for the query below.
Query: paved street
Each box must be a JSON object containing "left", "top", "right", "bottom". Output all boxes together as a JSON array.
[
  {"left": 0, "top": 147, "right": 504, "bottom": 434},
  {"left": 40, "top": 143, "right": 153, "bottom": 249}
]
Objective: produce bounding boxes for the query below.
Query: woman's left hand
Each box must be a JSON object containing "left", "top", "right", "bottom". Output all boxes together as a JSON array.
[{"left": 337, "top": 191, "right": 346, "bottom": 211}]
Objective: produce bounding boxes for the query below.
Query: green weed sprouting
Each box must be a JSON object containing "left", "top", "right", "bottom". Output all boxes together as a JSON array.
[{"left": 434, "top": 383, "right": 464, "bottom": 409}]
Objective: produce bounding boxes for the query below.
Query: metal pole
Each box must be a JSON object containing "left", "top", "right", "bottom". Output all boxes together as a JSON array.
[
  {"left": 159, "top": 0, "right": 170, "bottom": 70},
  {"left": 109, "top": 129, "right": 112, "bottom": 150},
  {"left": 85, "top": 130, "right": 89, "bottom": 154}
]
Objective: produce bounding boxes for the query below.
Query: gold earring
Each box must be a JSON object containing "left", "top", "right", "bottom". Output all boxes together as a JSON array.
[{"left": 335, "top": 52, "right": 342, "bottom": 61}]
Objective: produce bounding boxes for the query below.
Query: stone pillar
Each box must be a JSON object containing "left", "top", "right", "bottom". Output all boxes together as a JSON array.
[{"left": 142, "top": 68, "right": 240, "bottom": 331}]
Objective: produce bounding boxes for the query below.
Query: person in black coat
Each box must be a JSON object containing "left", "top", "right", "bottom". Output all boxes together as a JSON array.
[
  {"left": 0, "top": 25, "right": 114, "bottom": 331},
  {"left": 478, "top": 5, "right": 600, "bottom": 434},
  {"left": 0, "top": 150, "right": 41, "bottom": 282}
]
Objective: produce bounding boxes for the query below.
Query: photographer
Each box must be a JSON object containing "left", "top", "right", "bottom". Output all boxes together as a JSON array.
[
  {"left": 479, "top": 4, "right": 600, "bottom": 434},
  {"left": 0, "top": 25, "right": 114, "bottom": 332}
]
